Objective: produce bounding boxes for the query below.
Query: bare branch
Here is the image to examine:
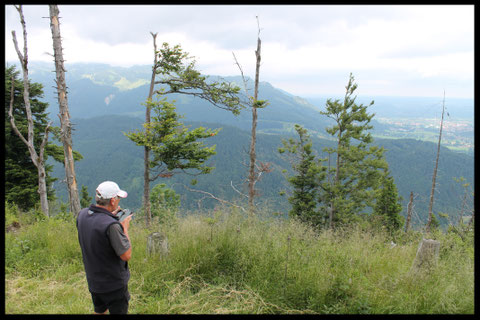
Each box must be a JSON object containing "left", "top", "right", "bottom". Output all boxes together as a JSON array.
[
  {"left": 231, "top": 181, "right": 249, "bottom": 199},
  {"left": 8, "top": 75, "right": 31, "bottom": 152},
  {"left": 39, "top": 121, "right": 53, "bottom": 162},
  {"left": 184, "top": 185, "right": 247, "bottom": 213},
  {"left": 232, "top": 52, "right": 251, "bottom": 99}
]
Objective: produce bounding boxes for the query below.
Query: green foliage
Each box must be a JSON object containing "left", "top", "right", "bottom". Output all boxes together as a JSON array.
[
  {"left": 47, "top": 126, "right": 83, "bottom": 163},
  {"left": 279, "top": 124, "right": 327, "bottom": 226},
  {"left": 319, "top": 73, "right": 389, "bottom": 226},
  {"left": 372, "top": 174, "right": 404, "bottom": 234},
  {"left": 150, "top": 183, "right": 180, "bottom": 210},
  {"left": 80, "top": 185, "right": 92, "bottom": 208},
  {"left": 5, "top": 201, "right": 20, "bottom": 230},
  {"left": 154, "top": 42, "right": 243, "bottom": 115},
  {"left": 126, "top": 96, "right": 220, "bottom": 180},
  {"left": 150, "top": 183, "right": 180, "bottom": 226}
]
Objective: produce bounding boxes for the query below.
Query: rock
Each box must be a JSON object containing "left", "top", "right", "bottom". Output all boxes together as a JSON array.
[{"left": 147, "top": 232, "right": 169, "bottom": 257}]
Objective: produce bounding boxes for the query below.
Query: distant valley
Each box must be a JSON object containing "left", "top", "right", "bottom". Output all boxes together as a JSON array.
[
  {"left": 15, "top": 61, "right": 473, "bottom": 155},
  {"left": 8, "top": 61, "right": 474, "bottom": 227}
]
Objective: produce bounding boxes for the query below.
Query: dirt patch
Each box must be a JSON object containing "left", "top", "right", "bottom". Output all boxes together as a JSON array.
[{"left": 6, "top": 221, "right": 21, "bottom": 233}]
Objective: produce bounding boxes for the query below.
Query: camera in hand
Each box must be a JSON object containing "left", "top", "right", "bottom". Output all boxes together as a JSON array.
[{"left": 117, "top": 209, "right": 134, "bottom": 222}]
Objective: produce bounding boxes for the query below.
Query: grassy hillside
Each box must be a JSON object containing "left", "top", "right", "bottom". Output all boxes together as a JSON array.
[{"left": 5, "top": 203, "right": 474, "bottom": 314}]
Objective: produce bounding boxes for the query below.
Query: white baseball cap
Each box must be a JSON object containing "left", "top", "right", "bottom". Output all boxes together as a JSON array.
[{"left": 96, "top": 181, "right": 128, "bottom": 199}]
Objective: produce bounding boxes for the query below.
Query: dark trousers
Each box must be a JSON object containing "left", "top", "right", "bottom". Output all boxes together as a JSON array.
[{"left": 90, "top": 285, "right": 130, "bottom": 314}]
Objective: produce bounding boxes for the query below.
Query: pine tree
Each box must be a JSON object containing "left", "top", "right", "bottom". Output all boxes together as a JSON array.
[
  {"left": 125, "top": 96, "right": 219, "bottom": 190},
  {"left": 80, "top": 185, "right": 92, "bottom": 208},
  {"left": 320, "top": 73, "right": 388, "bottom": 228},
  {"left": 279, "top": 124, "right": 326, "bottom": 226},
  {"left": 372, "top": 174, "right": 404, "bottom": 234},
  {"left": 128, "top": 39, "right": 242, "bottom": 226}
]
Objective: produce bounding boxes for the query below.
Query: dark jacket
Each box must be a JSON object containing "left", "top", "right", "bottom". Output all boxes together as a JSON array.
[{"left": 76, "top": 204, "right": 130, "bottom": 293}]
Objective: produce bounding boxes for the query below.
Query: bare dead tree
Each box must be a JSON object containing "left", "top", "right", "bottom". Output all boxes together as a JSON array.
[
  {"left": 9, "top": 5, "right": 52, "bottom": 217},
  {"left": 248, "top": 17, "right": 262, "bottom": 214},
  {"left": 49, "top": 4, "right": 81, "bottom": 216},
  {"left": 426, "top": 91, "right": 446, "bottom": 234},
  {"left": 405, "top": 191, "right": 414, "bottom": 232},
  {"left": 232, "top": 16, "right": 270, "bottom": 215}
]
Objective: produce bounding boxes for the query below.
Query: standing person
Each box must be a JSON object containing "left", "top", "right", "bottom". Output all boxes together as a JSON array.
[{"left": 76, "top": 181, "right": 132, "bottom": 314}]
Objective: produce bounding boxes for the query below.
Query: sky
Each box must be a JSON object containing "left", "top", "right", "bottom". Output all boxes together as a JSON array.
[{"left": 4, "top": 4, "right": 474, "bottom": 99}]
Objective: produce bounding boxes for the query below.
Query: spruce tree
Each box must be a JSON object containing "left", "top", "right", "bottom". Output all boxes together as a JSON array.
[
  {"left": 128, "top": 39, "right": 242, "bottom": 226},
  {"left": 125, "top": 96, "right": 219, "bottom": 184},
  {"left": 373, "top": 174, "right": 404, "bottom": 234},
  {"left": 80, "top": 185, "right": 93, "bottom": 208},
  {"left": 320, "top": 73, "right": 388, "bottom": 227},
  {"left": 279, "top": 124, "right": 326, "bottom": 226}
]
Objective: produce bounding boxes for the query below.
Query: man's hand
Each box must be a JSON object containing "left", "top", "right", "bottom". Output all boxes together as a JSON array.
[
  {"left": 119, "top": 215, "right": 132, "bottom": 262},
  {"left": 112, "top": 206, "right": 122, "bottom": 215},
  {"left": 120, "top": 214, "right": 132, "bottom": 232}
]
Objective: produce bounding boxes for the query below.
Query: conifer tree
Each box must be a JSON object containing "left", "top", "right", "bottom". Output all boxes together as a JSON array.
[
  {"left": 279, "top": 124, "right": 326, "bottom": 226},
  {"left": 320, "top": 73, "right": 388, "bottom": 228},
  {"left": 80, "top": 185, "right": 92, "bottom": 208},
  {"left": 373, "top": 174, "right": 404, "bottom": 234},
  {"left": 126, "top": 97, "right": 219, "bottom": 179},
  {"left": 125, "top": 96, "right": 220, "bottom": 225},
  {"left": 127, "top": 39, "right": 242, "bottom": 226}
]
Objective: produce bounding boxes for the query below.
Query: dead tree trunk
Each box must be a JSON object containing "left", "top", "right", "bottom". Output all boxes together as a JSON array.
[
  {"left": 49, "top": 4, "right": 81, "bottom": 216},
  {"left": 232, "top": 17, "right": 266, "bottom": 215},
  {"left": 405, "top": 191, "right": 414, "bottom": 232},
  {"left": 9, "top": 5, "right": 51, "bottom": 217},
  {"left": 247, "top": 24, "right": 262, "bottom": 214},
  {"left": 426, "top": 91, "right": 445, "bottom": 234},
  {"left": 143, "top": 32, "right": 158, "bottom": 227},
  {"left": 328, "top": 132, "right": 343, "bottom": 229}
]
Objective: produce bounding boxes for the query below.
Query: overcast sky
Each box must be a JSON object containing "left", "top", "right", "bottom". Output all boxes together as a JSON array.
[{"left": 5, "top": 4, "right": 474, "bottom": 99}]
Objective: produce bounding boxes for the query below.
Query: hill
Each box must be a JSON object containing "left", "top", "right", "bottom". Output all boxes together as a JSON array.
[
  {"left": 49, "top": 114, "right": 474, "bottom": 228},
  {"left": 8, "top": 61, "right": 473, "bottom": 227},
  {"left": 14, "top": 61, "right": 473, "bottom": 150}
]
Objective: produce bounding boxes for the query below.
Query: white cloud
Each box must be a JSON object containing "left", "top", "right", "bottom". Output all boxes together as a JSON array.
[{"left": 4, "top": 4, "right": 474, "bottom": 99}]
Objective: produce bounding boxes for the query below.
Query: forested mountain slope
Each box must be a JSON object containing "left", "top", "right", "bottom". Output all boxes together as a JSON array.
[{"left": 49, "top": 115, "right": 473, "bottom": 228}]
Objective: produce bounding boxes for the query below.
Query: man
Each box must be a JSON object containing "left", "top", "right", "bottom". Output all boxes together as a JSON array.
[{"left": 76, "top": 181, "right": 132, "bottom": 314}]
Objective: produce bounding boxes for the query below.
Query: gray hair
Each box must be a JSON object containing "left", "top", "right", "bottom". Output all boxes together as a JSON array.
[{"left": 95, "top": 195, "right": 111, "bottom": 206}]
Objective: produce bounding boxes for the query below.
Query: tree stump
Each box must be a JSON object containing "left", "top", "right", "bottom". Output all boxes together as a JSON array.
[
  {"left": 411, "top": 239, "right": 440, "bottom": 272},
  {"left": 147, "top": 232, "right": 169, "bottom": 257}
]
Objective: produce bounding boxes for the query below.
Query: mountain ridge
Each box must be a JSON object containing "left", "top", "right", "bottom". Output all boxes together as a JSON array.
[{"left": 47, "top": 114, "right": 474, "bottom": 228}]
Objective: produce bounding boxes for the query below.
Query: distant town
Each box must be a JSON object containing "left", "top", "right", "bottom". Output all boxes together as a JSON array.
[{"left": 374, "top": 118, "right": 473, "bottom": 154}]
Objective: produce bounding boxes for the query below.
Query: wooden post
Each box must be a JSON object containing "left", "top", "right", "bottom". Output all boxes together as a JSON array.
[
  {"left": 411, "top": 239, "right": 440, "bottom": 273},
  {"left": 147, "top": 232, "right": 169, "bottom": 257},
  {"left": 405, "top": 191, "right": 413, "bottom": 232}
]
